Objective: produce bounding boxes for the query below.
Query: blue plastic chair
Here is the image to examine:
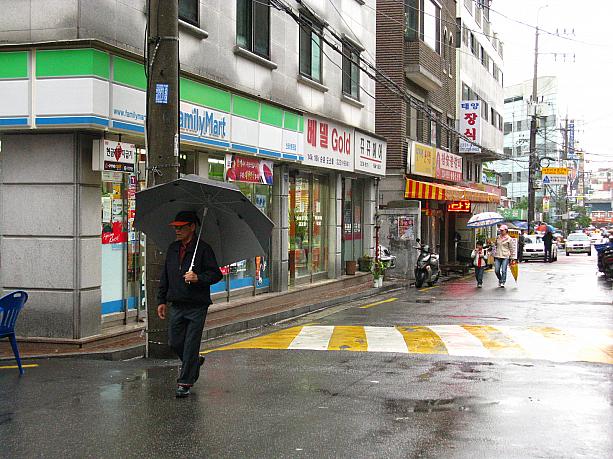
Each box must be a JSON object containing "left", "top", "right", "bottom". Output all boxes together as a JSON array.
[{"left": 0, "top": 290, "right": 28, "bottom": 375}]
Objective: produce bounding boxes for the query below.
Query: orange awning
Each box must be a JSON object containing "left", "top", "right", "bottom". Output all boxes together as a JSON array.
[{"left": 405, "top": 179, "right": 499, "bottom": 203}]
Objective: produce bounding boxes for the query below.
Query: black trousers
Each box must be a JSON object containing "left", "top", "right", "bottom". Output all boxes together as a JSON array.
[
  {"left": 168, "top": 304, "right": 208, "bottom": 386},
  {"left": 544, "top": 244, "right": 553, "bottom": 262}
]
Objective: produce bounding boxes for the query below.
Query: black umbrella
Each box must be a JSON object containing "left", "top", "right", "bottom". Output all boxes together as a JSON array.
[{"left": 134, "top": 174, "right": 274, "bottom": 267}]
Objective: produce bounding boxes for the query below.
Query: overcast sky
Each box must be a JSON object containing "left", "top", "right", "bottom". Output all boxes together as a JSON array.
[{"left": 491, "top": 0, "right": 613, "bottom": 170}]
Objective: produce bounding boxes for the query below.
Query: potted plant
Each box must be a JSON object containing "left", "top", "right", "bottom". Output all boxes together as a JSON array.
[
  {"left": 358, "top": 252, "right": 374, "bottom": 272},
  {"left": 371, "top": 259, "right": 385, "bottom": 288}
]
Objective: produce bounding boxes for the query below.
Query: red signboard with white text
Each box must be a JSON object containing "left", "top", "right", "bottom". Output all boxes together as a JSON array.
[
  {"left": 303, "top": 115, "right": 354, "bottom": 172},
  {"left": 224, "top": 154, "right": 274, "bottom": 185},
  {"left": 459, "top": 100, "right": 481, "bottom": 153},
  {"left": 447, "top": 200, "right": 471, "bottom": 213}
]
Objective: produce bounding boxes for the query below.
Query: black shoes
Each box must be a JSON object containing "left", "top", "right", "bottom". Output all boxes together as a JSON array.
[{"left": 176, "top": 385, "right": 191, "bottom": 398}]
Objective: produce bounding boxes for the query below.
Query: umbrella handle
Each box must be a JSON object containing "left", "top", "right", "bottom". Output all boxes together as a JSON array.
[{"left": 187, "top": 207, "right": 208, "bottom": 284}]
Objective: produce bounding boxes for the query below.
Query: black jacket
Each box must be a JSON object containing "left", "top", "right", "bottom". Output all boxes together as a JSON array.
[
  {"left": 157, "top": 238, "right": 223, "bottom": 306},
  {"left": 543, "top": 232, "right": 554, "bottom": 247}
]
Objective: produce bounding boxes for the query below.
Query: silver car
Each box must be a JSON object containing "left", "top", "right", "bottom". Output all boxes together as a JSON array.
[
  {"left": 565, "top": 233, "right": 592, "bottom": 256},
  {"left": 523, "top": 235, "right": 558, "bottom": 261}
]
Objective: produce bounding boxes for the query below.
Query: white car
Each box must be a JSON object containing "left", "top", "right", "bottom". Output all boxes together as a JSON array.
[
  {"left": 590, "top": 232, "right": 603, "bottom": 245},
  {"left": 522, "top": 235, "right": 558, "bottom": 261},
  {"left": 566, "top": 233, "right": 592, "bottom": 256}
]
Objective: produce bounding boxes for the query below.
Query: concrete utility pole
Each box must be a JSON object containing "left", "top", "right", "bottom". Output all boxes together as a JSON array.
[
  {"left": 145, "top": 0, "right": 180, "bottom": 358},
  {"left": 527, "top": 22, "right": 540, "bottom": 234}
]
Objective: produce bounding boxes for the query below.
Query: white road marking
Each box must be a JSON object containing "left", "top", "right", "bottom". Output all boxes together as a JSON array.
[
  {"left": 288, "top": 326, "right": 334, "bottom": 350},
  {"left": 496, "top": 326, "right": 568, "bottom": 362},
  {"left": 427, "top": 325, "right": 492, "bottom": 358},
  {"left": 364, "top": 326, "right": 409, "bottom": 353}
]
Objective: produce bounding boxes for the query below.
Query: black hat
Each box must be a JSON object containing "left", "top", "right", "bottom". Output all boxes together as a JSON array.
[{"left": 169, "top": 210, "right": 200, "bottom": 226}]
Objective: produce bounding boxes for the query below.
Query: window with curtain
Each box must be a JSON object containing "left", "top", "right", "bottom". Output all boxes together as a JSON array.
[
  {"left": 236, "top": 0, "right": 271, "bottom": 59},
  {"left": 342, "top": 42, "right": 360, "bottom": 99},
  {"left": 404, "top": 0, "right": 419, "bottom": 41},
  {"left": 423, "top": 0, "right": 441, "bottom": 53}
]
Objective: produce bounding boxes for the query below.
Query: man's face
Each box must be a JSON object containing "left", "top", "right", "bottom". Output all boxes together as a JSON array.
[{"left": 174, "top": 223, "right": 196, "bottom": 242}]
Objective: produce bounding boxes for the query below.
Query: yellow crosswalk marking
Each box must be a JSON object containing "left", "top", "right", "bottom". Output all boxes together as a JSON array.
[
  {"left": 462, "top": 325, "right": 527, "bottom": 358},
  {"left": 203, "top": 326, "right": 304, "bottom": 353},
  {"left": 396, "top": 326, "right": 448, "bottom": 354},
  {"left": 530, "top": 326, "right": 612, "bottom": 364},
  {"left": 205, "top": 325, "right": 613, "bottom": 365},
  {"left": 328, "top": 326, "right": 368, "bottom": 351}
]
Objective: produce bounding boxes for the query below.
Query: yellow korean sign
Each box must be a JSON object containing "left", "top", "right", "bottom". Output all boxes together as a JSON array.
[
  {"left": 541, "top": 167, "right": 568, "bottom": 186},
  {"left": 541, "top": 167, "right": 569, "bottom": 175},
  {"left": 409, "top": 142, "right": 436, "bottom": 178}
]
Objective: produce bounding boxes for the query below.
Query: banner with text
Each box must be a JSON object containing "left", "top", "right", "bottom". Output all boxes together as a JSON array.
[
  {"left": 408, "top": 141, "right": 436, "bottom": 178},
  {"left": 225, "top": 154, "right": 273, "bottom": 185},
  {"left": 436, "top": 149, "right": 462, "bottom": 182},
  {"left": 303, "top": 115, "right": 354, "bottom": 172},
  {"left": 354, "top": 130, "right": 387, "bottom": 176},
  {"left": 459, "top": 100, "right": 482, "bottom": 153}
]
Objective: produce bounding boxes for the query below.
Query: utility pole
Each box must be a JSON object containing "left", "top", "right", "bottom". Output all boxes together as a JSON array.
[
  {"left": 527, "top": 22, "right": 539, "bottom": 234},
  {"left": 561, "top": 118, "right": 569, "bottom": 235},
  {"left": 145, "top": 0, "right": 180, "bottom": 358}
]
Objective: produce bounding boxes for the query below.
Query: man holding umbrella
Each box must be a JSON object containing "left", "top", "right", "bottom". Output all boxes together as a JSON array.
[{"left": 157, "top": 210, "right": 223, "bottom": 398}]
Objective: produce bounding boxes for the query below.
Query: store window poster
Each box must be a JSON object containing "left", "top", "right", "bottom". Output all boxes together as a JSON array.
[{"left": 398, "top": 216, "right": 415, "bottom": 240}]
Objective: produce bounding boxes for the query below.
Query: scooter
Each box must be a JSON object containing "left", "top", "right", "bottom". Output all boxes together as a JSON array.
[
  {"left": 414, "top": 239, "right": 440, "bottom": 288},
  {"left": 596, "top": 237, "right": 613, "bottom": 279}
]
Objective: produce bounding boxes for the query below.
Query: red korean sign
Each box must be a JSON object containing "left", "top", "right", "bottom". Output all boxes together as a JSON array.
[
  {"left": 224, "top": 154, "right": 273, "bottom": 185},
  {"left": 447, "top": 200, "right": 471, "bottom": 213},
  {"left": 303, "top": 115, "right": 354, "bottom": 172},
  {"left": 436, "top": 149, "right": 463, "bottom": 182},
  {"left": 459, "top": 100, "right": 481, "bottom": 153}
]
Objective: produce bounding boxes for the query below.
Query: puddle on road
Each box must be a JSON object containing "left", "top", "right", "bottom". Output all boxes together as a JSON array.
[{"left": 386, "top": 396, "right": 499, "bottom": 415}]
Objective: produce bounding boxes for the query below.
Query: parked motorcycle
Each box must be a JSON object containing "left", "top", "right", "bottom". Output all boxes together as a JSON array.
[
  {"left": 596, "top": 237, "right": 613, "bottom": 279},
  {"left": 414, "top": 239, "right": 440, "bottom": 288}
]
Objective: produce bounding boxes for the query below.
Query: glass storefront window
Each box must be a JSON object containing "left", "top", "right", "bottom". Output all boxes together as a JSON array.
[
  {"left": 289, "top": 171, "right": 328, "bottom": 284},
  {"left": 207, "top": 154, "right": 273, "bottom": 297},
  {"left": 101, "top": 171, "right": 141, "bottom": 316}
]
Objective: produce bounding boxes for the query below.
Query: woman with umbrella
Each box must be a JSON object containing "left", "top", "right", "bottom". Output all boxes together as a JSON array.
[
  {"left": 492, "top": 224, "right": 516, "bottom": 288},
  {"left": 467, "top": 212, "right": 517, "bottom": 287}
]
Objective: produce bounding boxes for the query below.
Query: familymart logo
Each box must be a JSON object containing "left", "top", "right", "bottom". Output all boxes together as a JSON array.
[{"left": 180, "top": 105, "right": 228, "bottom": 139}]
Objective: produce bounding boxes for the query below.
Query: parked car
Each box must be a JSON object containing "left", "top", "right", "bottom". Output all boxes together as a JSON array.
[
  {"left": 565, "top": 232, "right": 592, "bottom": 256},
  {"left": 522, "top": 235, "right": 558, "bottom": 262}
]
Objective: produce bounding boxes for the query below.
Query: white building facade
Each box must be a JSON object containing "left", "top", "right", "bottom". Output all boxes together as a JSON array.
[
  {"left": 456, "top": 0, "right": 505, "bottom": 181},
  {"left": 500, "top": 76, "right": 563, "bottom": 204},
  {"left": 0, "top": 1, "right": 386, "bottom": 339}
]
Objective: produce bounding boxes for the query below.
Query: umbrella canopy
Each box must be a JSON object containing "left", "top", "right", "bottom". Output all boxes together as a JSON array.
[
  {"left": 467, "top": 212, "right": 504, "bottom": 228},
  {"left": 134, "top": 175, "right": 274, "bottom": 267},
  {"left": 536, "top": 223, "right": 555, "bottom": 232}
]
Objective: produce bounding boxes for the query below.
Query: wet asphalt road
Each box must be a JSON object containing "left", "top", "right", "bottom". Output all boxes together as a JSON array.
[{"left": 1, "top": 250, "right": 611, "bottom": 458}]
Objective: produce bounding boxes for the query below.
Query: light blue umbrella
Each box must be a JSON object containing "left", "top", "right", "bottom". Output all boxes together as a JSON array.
[{"left": 467, "top": 212, "right": 504, "bottom": 228}]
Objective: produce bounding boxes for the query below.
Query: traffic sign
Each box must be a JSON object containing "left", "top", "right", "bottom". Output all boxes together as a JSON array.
[{"left": 541, "top": 167, "right": 568, "bottom": 185}]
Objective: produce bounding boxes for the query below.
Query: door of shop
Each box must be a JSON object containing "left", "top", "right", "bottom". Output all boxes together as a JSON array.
[
  {"left": 100, "top": 172, "right": 142, "bottom": 323},
  {"left": 289, "top": 171, "right": 329, "bottom": 285},
  {"left": 341, "top": 178, "right": 365, "bottom": 272}
]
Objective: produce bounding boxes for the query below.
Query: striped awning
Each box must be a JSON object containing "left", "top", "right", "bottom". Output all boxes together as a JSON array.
[{"left": 405, "top": 179, "right": 499, "bottom": 203}]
